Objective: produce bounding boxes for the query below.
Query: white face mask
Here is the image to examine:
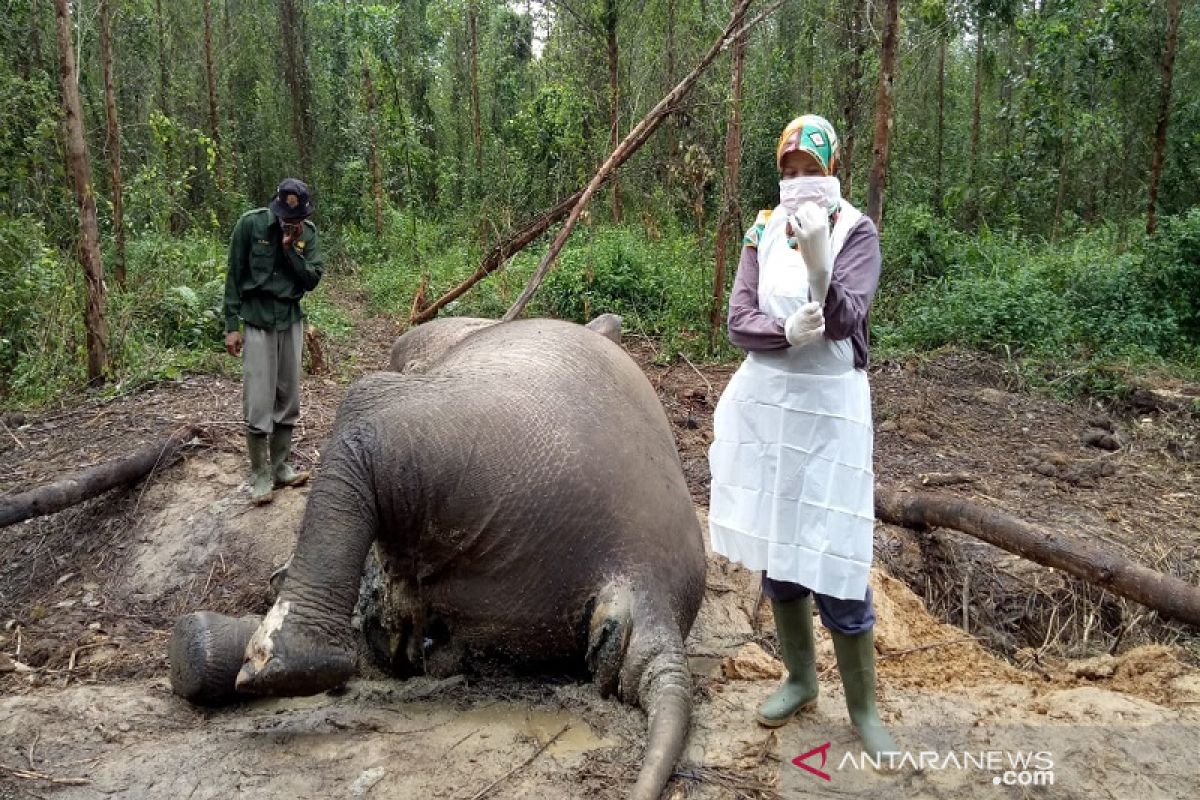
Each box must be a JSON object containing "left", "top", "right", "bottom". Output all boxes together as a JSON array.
[{"left": 778, "top": 176, "right": 841, "bottom": 215}]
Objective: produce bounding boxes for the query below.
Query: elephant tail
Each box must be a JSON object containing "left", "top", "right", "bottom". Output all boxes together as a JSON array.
[
  {"left": 629, "top": 632, "right": 692, "bottom": 800},
  {"left": 169, "top": 611, "right": 261, "bottom": 705}
]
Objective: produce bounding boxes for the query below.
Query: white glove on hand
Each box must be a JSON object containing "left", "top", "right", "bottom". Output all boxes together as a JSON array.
[
  {"left": 784, "top": 301, "right": 825, "bottom": 348},
  {"left": 789, "top": 201, "right": 832, "bottom": 305}
]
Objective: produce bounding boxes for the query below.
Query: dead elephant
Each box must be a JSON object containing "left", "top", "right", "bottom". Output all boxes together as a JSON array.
[{"left": 169, "top": 315, "right": 706, "bottom": 800}]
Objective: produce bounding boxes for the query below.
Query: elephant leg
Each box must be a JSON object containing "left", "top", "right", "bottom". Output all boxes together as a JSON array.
[{"left": 237, "top": 433, "right": 379, "bottom": 697}]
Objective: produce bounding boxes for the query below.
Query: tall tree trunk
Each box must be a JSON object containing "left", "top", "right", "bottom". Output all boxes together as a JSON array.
[
  {"left": 203, "top": 0, "right": 222, "bottom": 184},
  {"left": 711, "top": 27, "right": 746, "bottom": 346},
  {"left": 155, "top": 0, "right": 170, "bottom": 116},
  {"left": 28, "top": 0, "right": 42, "bottom": 78},
  {"left": 1146, "top": 0, "right": 1181, "bottom": 234},
  {"left": 934, "top": 36, "right": 946, "bottom": 212},
  {"left": 54, "top": 0, "right": 107, "bottom": 385},
  {"left": 605, "top": 0, "right": 621, "bottom": 222},
  {"left": 839, "top": 0, "right": 867, "bottom": 198},
  {"left": 278, "top": 0, "right": 315, "bottom": 178},
  {"left": 969, "top": 11, "right": 984, "bottom": 188},
  {"left": 467, "top": 0, "right": 482, "bottom": 173},
  {"left": 1051, "top": 56, "right": 1073, "bottom": 243},
  {"left": 364, "top": 63, "right": 384, "bottom": 237},
  {"left": 665, "top": 0, "right": 677, "bottom": 162},
  {"left": 866, "top": 0, "right": 899, "bottom": 230},
  {"left": 99, "top": 0, "right": 125, "bottom": 288}
]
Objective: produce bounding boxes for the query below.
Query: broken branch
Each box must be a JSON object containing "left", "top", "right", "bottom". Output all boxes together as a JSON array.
[
  {"left": 0, "top": 424, "right": 203, "bottom": 529},
  {"left": 502, "top": 0, "right": 759, "bottom": 322}
]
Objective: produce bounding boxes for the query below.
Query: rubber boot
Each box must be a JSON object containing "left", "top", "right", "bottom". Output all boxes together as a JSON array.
[
  {"left": 270, "top": 425, "right": 310, "bottom": 489},
  {"left": 830, "top": 629, "right": 900, "bottom": 761},
  {"left": 246, "top": 433, "right": 275, "bottom": 505},
  {"left": 756, "top": 595, "right": 819, "bottom": 727}
]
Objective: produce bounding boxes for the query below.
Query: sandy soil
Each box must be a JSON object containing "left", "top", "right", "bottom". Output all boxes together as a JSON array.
[{"left": 2, "top": 285, "right": 1199, "bottom": 798}]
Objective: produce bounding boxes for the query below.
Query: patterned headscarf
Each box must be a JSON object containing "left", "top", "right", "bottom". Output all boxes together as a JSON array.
[{"left": 776, "top": 115, "right": 840, "bottom": 176}]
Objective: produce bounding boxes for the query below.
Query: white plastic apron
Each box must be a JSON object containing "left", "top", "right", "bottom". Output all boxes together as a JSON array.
[{"left": 708, "top": 202, "right": 875, "bottom": 600}]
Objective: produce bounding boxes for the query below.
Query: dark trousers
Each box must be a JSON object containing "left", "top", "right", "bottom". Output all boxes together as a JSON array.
[{"left": 762, "top": 573, "right": 875, "bottom": 636}]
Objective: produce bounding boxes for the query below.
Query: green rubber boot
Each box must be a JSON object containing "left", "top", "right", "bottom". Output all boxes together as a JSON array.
[
  {"left": 756, "top": 596, "right": 819, "bottom": 727},
  {"left": 270, "top": 425, "right": 310, "bottom": 489},
  {"left": 246, "top": 433, "right": 275, "bottom": 505},
  {"left": 831, "top": 629, "right": 900, "bottom": 761}
]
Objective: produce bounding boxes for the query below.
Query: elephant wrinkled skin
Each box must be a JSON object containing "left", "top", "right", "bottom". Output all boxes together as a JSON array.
[{"left": 170, "top": 316, "right": 706, "bottom": 800}]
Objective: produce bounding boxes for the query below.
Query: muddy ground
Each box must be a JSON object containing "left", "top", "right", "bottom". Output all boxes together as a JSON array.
[{"left": 2, "top": 283, "right": 1199, "bottom": 799}]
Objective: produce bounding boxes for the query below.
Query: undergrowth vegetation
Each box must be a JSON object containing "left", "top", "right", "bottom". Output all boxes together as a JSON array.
[
  {"left": 3, "top": 204, "right": 1197, "bottom": 408},
  {"left": 0, "top": 218, "right": 349, "bottom": 407}
]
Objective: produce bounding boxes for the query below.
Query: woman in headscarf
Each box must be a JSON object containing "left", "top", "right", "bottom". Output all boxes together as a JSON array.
[{"left": 708, "top": 114, "right": 896, "bottom": 758}]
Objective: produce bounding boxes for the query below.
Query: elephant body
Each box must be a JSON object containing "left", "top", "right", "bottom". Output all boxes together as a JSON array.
[{"left": 170, "top": 316, "right": 706, "bottom": 800}]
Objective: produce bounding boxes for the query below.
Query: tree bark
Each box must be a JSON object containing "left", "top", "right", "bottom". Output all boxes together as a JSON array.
[
  {"left": 468, "top": 0, "right": 482, "bottom": 174},
  {"left": 155, "top": 0, "right": 170, "bottom": 116},
  {"left": 1146, "top": 0, "right": 1181, "bottom": 235},
  {"left": 877, "top": 489, "right": 1200, "bottom": 628},
  {"left": 278, "top": 0, "right": 315, "bottom": 177},
  {"left": 29, "top": 0, "right": 43, "bottom": 79},
  {"left": 665, "top": 0, "right": 677, "bottom": 160},
  {"left": 203, "top": 0, "right": 222, "bottom": 184},
  {"left": 711, "top": 26, "right": 746, "bottom": 345},
  {"left": 0, "top": 426, "right": 202, "bottom": 529},
  {"left": 969, "top": 11, "right": 984, "bottom": 190},
  {"left": 1051, "top": 50, "right": 1074, "bottom": 243},
  {"left": 605, "top": 0, "right": 621, "bottom": 223},
  {"left": 866, "top": 0, "right": 899, "bottom": 230},
  {"left": 934, "top": 36, "right": 946, "bottom": 212},
  {"left": 364, "top": 63, "right": 384, "bottom": 238},
  {"left": 54, "top": 0, "right": 108, "bottom": 385},
  {"left": 839, "top": 0, "right": 867, "bottom": 197},
  {"left": 99, "top": 0, "right": 125, "bottom": 288},
  {"left": 502, "top": 0, "right": 766, "bottom": 322}
]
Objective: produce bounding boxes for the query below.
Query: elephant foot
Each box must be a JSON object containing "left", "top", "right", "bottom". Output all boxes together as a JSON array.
[
  {"left": 235, "top": 599, "right": 356, "bottom": 696},
  {"left": 169, "top": 611, "right": 262, "bottom": 706}
]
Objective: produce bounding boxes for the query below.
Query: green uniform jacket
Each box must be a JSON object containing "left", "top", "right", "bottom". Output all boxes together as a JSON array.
[{"left": 223, "top": 208, "right": 324, "bottom": 333}]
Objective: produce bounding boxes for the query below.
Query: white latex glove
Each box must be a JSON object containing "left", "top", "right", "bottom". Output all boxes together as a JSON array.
[
  {"left": 788, "top": 201, "right": 832, "bottom": 306},
  {"left": 784, "top": 301, "right": 825, "bottom": 347}
]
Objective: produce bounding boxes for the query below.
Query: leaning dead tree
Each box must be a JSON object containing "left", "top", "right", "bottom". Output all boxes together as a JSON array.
[
  {"left": 0, "top": 425, "right": 203, "bottom": 529},
  {"left": 410, "top": 0, "right": 779, "bottom": 325},
  {"left": 502, "top": 0, "right": 777, "bottom": 322},
  {"left": 876, "top": 488, "right": 1200, "bottom": 628}
]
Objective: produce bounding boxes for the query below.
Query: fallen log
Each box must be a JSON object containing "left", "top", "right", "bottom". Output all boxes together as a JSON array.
[
  {"left": 0, "top": 424, "right": 203, "bottom": 528},
  {"left": 875, "top": 488, "right": 1200, "bottom": 628}
]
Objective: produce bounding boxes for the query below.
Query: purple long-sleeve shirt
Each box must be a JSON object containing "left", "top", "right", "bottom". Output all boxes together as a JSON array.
[{"left": 727, "top": 215, "right": 881, "bottom": 369}]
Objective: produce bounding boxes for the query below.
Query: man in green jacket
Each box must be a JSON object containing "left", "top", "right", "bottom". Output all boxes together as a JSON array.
[{"left": 223, "top": 178, "right": 324, "bottom": 504}]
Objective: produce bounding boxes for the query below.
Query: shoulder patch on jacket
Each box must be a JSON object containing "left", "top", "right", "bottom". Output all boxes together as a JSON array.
[
  {"left": 239, "top": 207, "right": 269, "bottom": 223},
  {"left": 743, "top": 209, "right": 772, "bottom": 248}
]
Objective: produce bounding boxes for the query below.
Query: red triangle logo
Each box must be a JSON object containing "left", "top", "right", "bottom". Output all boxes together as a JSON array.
[{"left": 792, "top": 741, "right": 832, "bottom": 781}]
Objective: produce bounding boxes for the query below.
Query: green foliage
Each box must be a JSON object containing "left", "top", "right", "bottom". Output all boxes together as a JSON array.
[
  {"left": 348, "top": 214, "right": 734, "bottom": 360},
  {"left": 875, "top": 208, "right": 1200, "bottom": 396},
  {"left": 0, "top": 221, "right": 347, "bottom": 408}
]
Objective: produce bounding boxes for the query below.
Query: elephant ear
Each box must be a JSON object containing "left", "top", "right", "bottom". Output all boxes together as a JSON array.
[{"left": 584, "top": 313, "right": 622, "bottom": 345}]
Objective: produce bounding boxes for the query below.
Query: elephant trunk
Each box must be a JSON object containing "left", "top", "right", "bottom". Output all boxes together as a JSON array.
[
  {"left": 630, "top": 638, "right": 692, "bottom": 800},
  {"left": 236, "top": 432, "right": 380, "bottom": 696}
]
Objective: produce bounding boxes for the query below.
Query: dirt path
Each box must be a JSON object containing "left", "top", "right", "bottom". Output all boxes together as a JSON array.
[{"left": 2, "top": 291, "right": 1199, "bottom": 798}]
